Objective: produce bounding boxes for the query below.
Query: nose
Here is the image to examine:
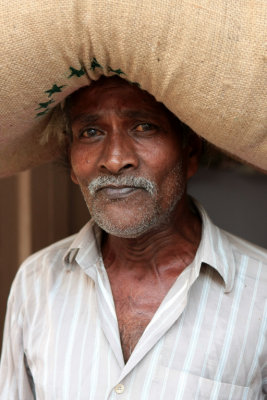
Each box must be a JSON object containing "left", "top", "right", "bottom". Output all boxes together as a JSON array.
[{"left": 98, "top": 132, "right": 139, "bottom": 174}]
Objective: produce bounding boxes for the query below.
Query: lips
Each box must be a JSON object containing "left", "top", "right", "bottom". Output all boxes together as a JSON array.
[{"left": 97, "top": 186, "right": 141, "bottom": 199}]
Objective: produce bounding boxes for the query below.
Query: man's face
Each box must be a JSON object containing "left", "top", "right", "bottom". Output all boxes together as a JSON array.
[{"left": 69, "top": 77, "right": 197, "bottom": 238}]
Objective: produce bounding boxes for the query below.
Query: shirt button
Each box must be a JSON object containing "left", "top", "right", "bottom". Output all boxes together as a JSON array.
[{"left": 115, "top": 383, "right": 125, "bottom": 394}]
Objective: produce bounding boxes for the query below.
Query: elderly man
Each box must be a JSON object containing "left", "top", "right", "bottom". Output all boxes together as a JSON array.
[{"left": 0, "top": 76, "right": 267, "bottom": 399}]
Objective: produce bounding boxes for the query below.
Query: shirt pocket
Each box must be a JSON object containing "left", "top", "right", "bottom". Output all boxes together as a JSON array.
[{"left": 150, "top": 367, "right": 251, "bottom": 399}]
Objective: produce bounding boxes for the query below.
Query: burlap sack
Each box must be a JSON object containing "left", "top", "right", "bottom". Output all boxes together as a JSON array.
[{"left": 0, "top": 0, "right": 266, "bottom": 176}]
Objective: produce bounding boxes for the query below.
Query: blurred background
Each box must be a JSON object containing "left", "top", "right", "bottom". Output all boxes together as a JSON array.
[{"left": 0, "top": 158, "right": 266, "bottom": 350}]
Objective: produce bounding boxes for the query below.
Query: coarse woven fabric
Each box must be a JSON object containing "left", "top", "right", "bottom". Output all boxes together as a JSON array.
[{"left": 0, "top": 0, "right": 266, "bottom": 176}]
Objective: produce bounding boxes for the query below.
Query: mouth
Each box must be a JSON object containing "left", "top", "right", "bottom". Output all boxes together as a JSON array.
[{"left": 97, "top": 185, "right": 143, "bottom": 199}]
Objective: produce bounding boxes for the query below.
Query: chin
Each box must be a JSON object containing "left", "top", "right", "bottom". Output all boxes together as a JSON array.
[
  {"left": 95, "top": 218, "right": 152, "bottom": 238},
  {"left": 93, "top": 209, "right": 162, "bottom": 239},
  {"left": 87, "top": 191, "right": 181, "bottom": 238},
  {"left": 101, "top": 225, "right": 149, "bottom": 239}
]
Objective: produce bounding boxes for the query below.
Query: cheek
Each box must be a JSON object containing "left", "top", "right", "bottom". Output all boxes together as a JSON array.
[
  {"left": 141, "top": 144, "right": 183, "bottom": 182},
  {"left": 162, "top": 160, "right": 185, "bottom": 191},
  {"left": 144, "top": 141, "right": 186, "bottom": 204},
  {"left": 70, "top": 145, "right": 96, "bottom": 182}
]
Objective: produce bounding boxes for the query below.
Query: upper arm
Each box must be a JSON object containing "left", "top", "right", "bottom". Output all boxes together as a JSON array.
[{"left": 0, "top": 282, "right": 35, "bottom": 399}]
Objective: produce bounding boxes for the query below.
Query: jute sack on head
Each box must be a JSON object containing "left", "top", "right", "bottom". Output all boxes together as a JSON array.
[{"left": 0, "top": 0, "right": 266, "bottom": 176}]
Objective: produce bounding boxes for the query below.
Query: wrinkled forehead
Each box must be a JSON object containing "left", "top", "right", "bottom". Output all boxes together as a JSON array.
[
  {"left": 64, "top": 75, "right": 181, "bottom": 127},
  {"left": 67, "top": 76, "right": 159, "bottom": 111}
]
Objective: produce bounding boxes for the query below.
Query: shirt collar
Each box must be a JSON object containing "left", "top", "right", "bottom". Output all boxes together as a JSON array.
[
  {"left": 63, "top": 200, "right": 235, "bottom": 292},
  {"left": 63, "top": 220, "right": 102, "bottom": 272},
  {"left": 193, "top": 200, "right": 235, "bottom": 292}
]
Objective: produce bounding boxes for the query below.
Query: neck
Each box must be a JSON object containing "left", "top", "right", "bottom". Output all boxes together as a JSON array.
[{"left": 101, "top": 197, "right": 202, "bottom": 276}]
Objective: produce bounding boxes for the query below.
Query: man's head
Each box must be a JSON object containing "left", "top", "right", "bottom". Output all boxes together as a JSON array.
[{"left": 64, "top": 76, "right": 201, "bottom": 238}]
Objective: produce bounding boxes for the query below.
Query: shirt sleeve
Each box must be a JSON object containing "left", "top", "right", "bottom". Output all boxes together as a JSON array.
[
  {"left": 0, "top": 278, "right": 35, "bottom": 399},
  {"left": 262, "top": 365, "right": 267, "bottom": 395}
]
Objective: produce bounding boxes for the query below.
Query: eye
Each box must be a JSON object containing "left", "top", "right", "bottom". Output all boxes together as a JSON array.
[
  {"left": 79, "top": 128, "right": 102, "bottom": 138},
  {"left": 135, "top": 123, "right": 156, "bottom": 132}
]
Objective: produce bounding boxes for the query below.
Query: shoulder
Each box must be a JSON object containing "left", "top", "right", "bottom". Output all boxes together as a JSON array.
[
  {"left": 4, "top": 233, "right": 79, "bottom": 326},
  {"left": 196, "top": 200, "right": 267, "bottom": 285},
  {"left": 11, "top": 219, "right": 98, "bottom": 294},
  {"left": 223, "top": 229, "right": 267, "bottom": 264},
  {"left": 20, "top": 234, "right": 77, "bottom": 269},
  {"left": 8, "top": 232, "right": 79, "bottom": 305},
  {"left": 19, "top": 233, "right": 77, "bottom": 276},
  {"left": 221, "top": 229, "right": 267, "bottom": 289}
]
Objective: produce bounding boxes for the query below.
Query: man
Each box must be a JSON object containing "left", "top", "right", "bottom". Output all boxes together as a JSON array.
[{"left": 0, "top": 76, "right": 267, "bottom": 399}]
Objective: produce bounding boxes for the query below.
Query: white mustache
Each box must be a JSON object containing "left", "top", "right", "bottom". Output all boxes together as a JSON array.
[{"left": 88, "top": 175, "right": 157, "bottom": 196}]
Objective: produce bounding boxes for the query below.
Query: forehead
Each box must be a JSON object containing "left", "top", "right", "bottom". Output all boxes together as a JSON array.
[{"left": 67, "top": 76, "right": 172, "bottom": 120}]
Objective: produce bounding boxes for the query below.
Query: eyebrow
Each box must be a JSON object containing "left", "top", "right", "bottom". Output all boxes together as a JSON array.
[
  {"left": 71, "top": 113, "right": 99, "bottom": 125},
  {"left": 71, "top": 109, "right": 160, "bottom": 125},
  {"left": 117, "top": 109, "right": 159, "bottom": 120}
]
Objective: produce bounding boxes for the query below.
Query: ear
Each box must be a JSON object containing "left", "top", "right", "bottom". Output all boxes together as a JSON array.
[
  {"left": 67, "top": 144, "right": 79, "bottom": 185},
  {"left": 70, "top": 168, "right": 79, "bottom": 184},
  {"left": 185, "top": 134, "right": 202, "bottom": 180}
]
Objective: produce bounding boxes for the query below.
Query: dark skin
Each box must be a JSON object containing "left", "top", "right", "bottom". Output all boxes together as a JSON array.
[{"left": 69, "top": 76, "right": 202, "bottom": 362}]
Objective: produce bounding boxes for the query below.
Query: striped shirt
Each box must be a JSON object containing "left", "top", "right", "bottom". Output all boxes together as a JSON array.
[{"left": 0, "top": 203, "right": 267, "bottom": 399}]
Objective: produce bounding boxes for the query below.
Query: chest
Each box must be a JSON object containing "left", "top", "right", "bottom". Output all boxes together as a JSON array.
[
  {"left": 109, "top": 277, "right": 172, "bottom": 362},
  {"left": 22, "top": 269, "right": 264, "bottom": 399}
]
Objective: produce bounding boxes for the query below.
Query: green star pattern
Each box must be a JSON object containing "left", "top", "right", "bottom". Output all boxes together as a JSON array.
[
  {"left": 90, "top": 58, "right": 103, "bottom": 71},
  {"left": 35, "top": 99, "right": 55, "bottom": 110},
  {"left": 36, "top": 109, "right": 50, "bottom": 118},
  {"left": 45, "top": 84, "right": 66, "bottom": 97},
  {"left": 68, "top": 66, "right": 85, "bottom": 78},
  {"left": 107, "top": 66, "right": 125, "bottom": 75},
  {"left": 36, "top": 60, "right": 129, "bottom": 118}
]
